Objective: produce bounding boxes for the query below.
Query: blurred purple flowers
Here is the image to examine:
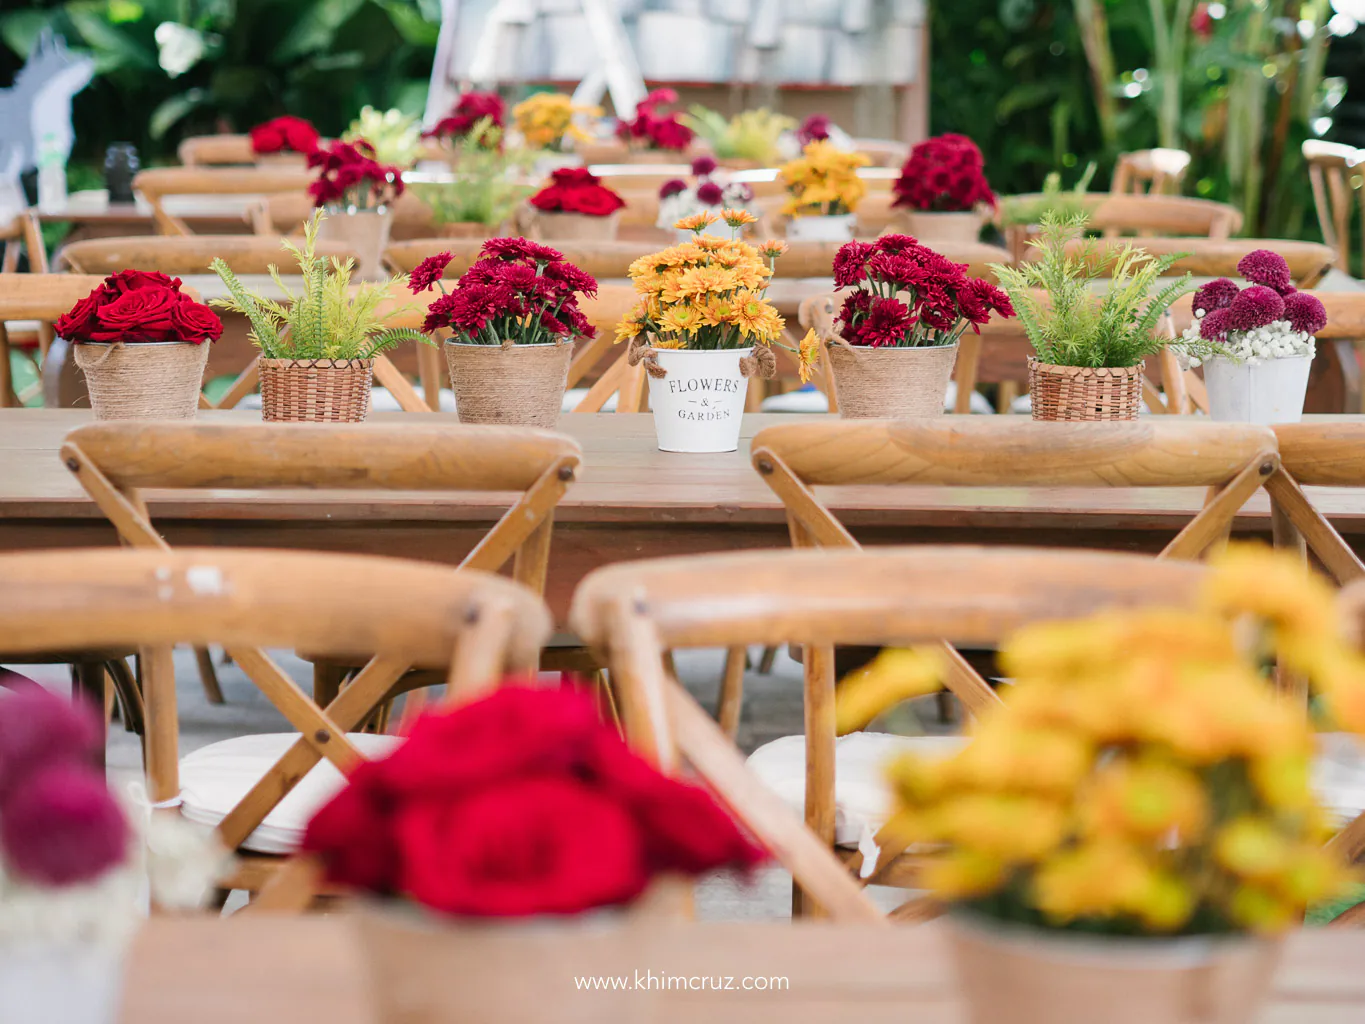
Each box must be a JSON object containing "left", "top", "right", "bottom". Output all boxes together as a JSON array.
[
  {"left": 1236, "top": 249, "right": 1293, "bottom": 293},
  {"left": 1284, "top": 292, "right": 1328, "bottom": 335},
  {"left": 1226, "top": 285, "right": 1285, "bottom": 332},
  {"left": 0, "top": 684, "right": 128, "bottom": 886},
  {"left": 1192, "top": 278, "right": 1239, "bottom": 314}
]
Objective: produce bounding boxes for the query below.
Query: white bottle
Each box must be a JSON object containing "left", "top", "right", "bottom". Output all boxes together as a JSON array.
[{"left": 36, "top": 132, "right": 67, "bottom": 212}]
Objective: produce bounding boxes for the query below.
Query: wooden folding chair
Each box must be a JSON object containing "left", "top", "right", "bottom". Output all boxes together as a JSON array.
[
  {"left": 570, "top": 545, "right": 1208, "bottom": 918},
  {"left": 746, "top": 418, "right": 1279, "bottom": 738},
  {"left": 1, "top": 209, "right": 48, "bottom": 273},
  {"left": 0, "top": 273, "right": 109, "bottom": 408},
  {"left": 0, "top": 546, "right": 550, "bottom": 899},
  {"left": 1088, "top": 194, "right": 1242, "bottom": 240},
  {"left": 1056, "top": 236, "right": 1337, "bottom": 289},
  {"left": 1266, "top": 421, "right": 1365, "bottom": 586},
  {"left": 177, "top": 134, "right": 256, "bottom": 167},
  {"left": 1303, "top": 140, "right": 1362, "bottom": 276},
  {"left": 59, "top": 235, "right": 359, "bottom": 277},
  {"left": 61, "top": 421, "right": 580, "bottom": 714},
  {"left": 1110, "top": 148, "right": 1192, "bottom": 195},
  {"left": 132, "top": 167, "right": 313, "bottom": 235}
]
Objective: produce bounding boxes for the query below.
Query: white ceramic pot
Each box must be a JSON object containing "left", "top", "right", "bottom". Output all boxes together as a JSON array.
[
  {"left": 646, "top": 347, "right": 751, "bottom": 453},
  {"left": 785, "top": 214, "right": 855, "bottom": 243},
  {"left": 1202, "top": 354, "right": 1313, "bottom": 425},
  {"left": 0, "top": 943, "right": 124, "bottom": 1024},
  {"left": 948, "top": 913, "right": 1281, "bottom": 1024}
]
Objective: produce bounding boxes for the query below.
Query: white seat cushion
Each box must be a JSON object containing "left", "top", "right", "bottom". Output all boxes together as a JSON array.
[
  {"left": 746, "top": 732, "right": 966, "bottom": 847},
  {"left": 178, "top": 732, "right": 402, "bottom": 855},
  {"left": 562, "top": 387, "right": 618, "bottom": 412},
  {"left": 1314, "top": 732, "right": 1365, "bottom": 827},
  {"left": 760, "top": 389, "right": 829, "bottom": 413}
]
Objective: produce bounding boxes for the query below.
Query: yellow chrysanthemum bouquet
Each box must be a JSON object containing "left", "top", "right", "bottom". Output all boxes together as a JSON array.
[
  {"left": 778, "top": 140, "right": 871, "bottom": 218},
  {"left": 839, "top": 545, "right": 1361, "bottom": 938},
  {"left": 512, "top": 93, "right": 600, "bottom": 151}
]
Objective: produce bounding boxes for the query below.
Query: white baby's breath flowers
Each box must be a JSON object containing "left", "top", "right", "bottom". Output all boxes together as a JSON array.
[{"left": 1179, "top": 313, "right": 1316, "bottom": 368}]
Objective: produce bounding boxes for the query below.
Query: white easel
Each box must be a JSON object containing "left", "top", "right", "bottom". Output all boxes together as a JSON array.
[{"left": 424, "top": 0, "right": 647, "bottom": 123}]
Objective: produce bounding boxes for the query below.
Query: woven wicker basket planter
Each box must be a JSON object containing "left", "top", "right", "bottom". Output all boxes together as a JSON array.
[
  {"left": 1028, "top": 358, "right": 1143, "bottom": 421},
  {"left": 445, "top": 341, "right": 572, "bottom": 428},
  {"left": 74, "top": 341, "right": 208, "bottom": 421},
  {"left": 530, "top": 210, "right": 620, "bottom": 242},
  {"left": 259, "top": 358, "right": 373, "bottom": 422},
  {"left": 826, "top": 342, "right": 957, "bottom": 419}
]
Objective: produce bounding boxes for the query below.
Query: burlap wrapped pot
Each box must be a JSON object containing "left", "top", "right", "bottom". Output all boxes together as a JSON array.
[
  {"left": 317, "top": 207, "right": 393, "bottom": 282},
  {"left": 826, "top": 341, "right": 957, "bottom": 419},
  {"left": 445, "top": 341, "right": 572, "bottom": 428},
  {"left": 74, "top": 340, "right": 209, "bottom": 421},
  {"left": 530, "top": 210, "right": 620, "bottom": 242}
]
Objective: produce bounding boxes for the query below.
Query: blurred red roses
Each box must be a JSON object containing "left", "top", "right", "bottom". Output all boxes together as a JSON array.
[
  {"left": 615, "top": 88, "right": 694, "bottom": 152},
  {"left": 529, "top": 168, "right": 626, "bottom": 217},
  {"left": 892, "top": 133, "right": 996, "bottom": 213},
  {"left": 424, "top": 91, "right": 506, "bottom": 147},
  {"left": 302, "top": 685, "right": 765, "bottom": 917},
  {"left": 249, "top": 116, "right": 320, "bottom": 156},
  {"left": 54, "top": 270, "right": 223, "bottom": 345}
]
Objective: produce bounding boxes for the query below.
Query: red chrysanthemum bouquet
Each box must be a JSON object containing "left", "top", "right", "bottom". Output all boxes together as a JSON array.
[
  {"left": 892, "top": 133, "right": 996, "bottom": 212},
  {"left": 615, "top": 88, "right": 694, "bottom": 152},
  {"left": 527, "top": 167, "right": 626, "bottom": 241},
  {"left": 411, "top": 239, "right": 600, "bottom": 425},
  {"left": 302, "top": 686, "right": 765, "bottom": 916},
  {"left": 832, "top": 235, "right": 1013, "bottom": 348},
  {"left": 307, "top": 139, "right": 404, "bottom": 211},
  {"left": 249, "top": 116, "right": 320, "bottom": 159},
  {"left": 819, "top": 235, "right": 1014, "bottom": 418},
  {"left": 424, "top": 91, "right": 506, "bottom": 148}
]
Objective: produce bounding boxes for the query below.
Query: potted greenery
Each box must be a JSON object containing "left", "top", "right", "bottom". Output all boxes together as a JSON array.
[
  {"left": 210, "top": 211, "right": 427, "bottom": 422},
  {"left": 412, "top": 239, "right": 598, "bottom": 428},
  {"left": 249, "top": 115, "right": 319, "bottom": 169},
  {"left": 307, "top": 139, "right": 404, "bottom": 282},
  {"left": 777, "top": 140, "right": 871, "bottom": 242},
  {"left": 511, "top": 92, "right": 597, "bottom": 178},
  {"left": 824, "top": 235, "right": 1014, "bottom": 418},
  {"left": 835, "top": 545, "right": 1356, "bottom": 1024},
  {"left": 990, "top": 212, "right": 1194, "bottom": 420},
  {"left": 56, "top": 270, "right": 223, "bottom": 420},
  {"left": 617, "top": 213, "right": 817, "bottom": 453},
  {"left": 890, "top": 133, "right": 995, "bottom": 243},
  {"left": 1175, "top": 250, "right": 1327, "bottom": 424},
  {"left": 997, "top": 163, "right": 1098, "bottom": 261},
  {"left": 681, "top": 106, "right": 795, "bottom": 168},
  {"left": 413, "top": 120, "right": 533, "bottom": 239},
  {"left": 526, "top": 167, "right": 625, "bottom": 242}
]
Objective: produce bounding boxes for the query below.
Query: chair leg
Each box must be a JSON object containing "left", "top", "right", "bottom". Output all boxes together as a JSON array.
[
  {"left": 716, "top": 646, "right": 747, "bottom": 739},
  {"left": 757, "top": 646, "right": 778, "bottom": 674},
  {"left": 106, "top": 657, "right": 144, "bottom": 736},
  {"left": 194, "top": 646, "right": 225, "bottom": 705},
  {"left": 72, "top": 662, "right": 107, "bottom": 771},
  {"left": 312, "top": 660, "right": 346, "bottom": 706}
]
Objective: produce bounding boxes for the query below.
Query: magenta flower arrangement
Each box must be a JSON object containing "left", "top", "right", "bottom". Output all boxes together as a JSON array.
[
  {"left": 0, "top": 685, "right": 128, "bottom": 888},
  {"left": 1179, "top": 249, "right": 1328, "bottom": 365},
  {"left": 892, "top": 133, "right": 996, "bottom": 213}
]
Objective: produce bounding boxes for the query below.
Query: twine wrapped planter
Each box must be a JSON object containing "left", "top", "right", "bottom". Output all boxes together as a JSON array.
[
  {"left": 893, "top": 209, "right": 983, "bottom": 243},
  {"left": 74, "top": 340, "right": 208, "bottom": 421},
  {"left": 444, "top": 341, "right": 572, "bottom": 428},
  {"left": 531, "top": 210, "right": 620, "bottom": 242},
  {"left": 259, "top": 358, "right": 373, "bottom": 422},
  {"left": 1028, "top": 357, "right": 1143, "bottom": 421},
  {"left": 826, "top": 342, "right": 957, "bottom": 419},
  {"left": 317, "top": 207, "right": 393, "bottom": 282},
  {"left": 948, "top": 914, "right": 1281, "bottom": 1024}
]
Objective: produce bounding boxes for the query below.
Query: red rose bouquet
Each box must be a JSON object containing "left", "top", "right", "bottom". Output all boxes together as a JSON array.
[
  {"left": 303, "top": 686, "right": 765, "bottom": 916},
  {"left": 892, "top": 133, "right": 996, "bottom": 212},
  {"left": 55, "top": 270, "right": 224, "bottom": 345},
  {"left": 412, "top": 238, "right": 599, "bottom": 346},
  {"left": 249, "top": 116, "right": 320, "bottom": 156},
  {"left": 529, "top": 167, "right": 626, "bottom": 217},
  {"left": 615, "top": 88, "right": 694, "bottom": 152},
  {"left": 307, "top": 139, "right": 404, "bottom": 210},
  {"left": 424, "top": 91, "right": 506, "bottom": 147},
  {"left": 832, "top": 235, "right": 1013, "bottom": 347}
]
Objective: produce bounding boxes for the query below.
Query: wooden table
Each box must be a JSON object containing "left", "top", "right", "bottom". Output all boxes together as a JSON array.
[
  {"left": 6, "top": 411, "right": 1365, "bottom": 622},
  {"left": 118, "top": 915, "right": 1365, "bottom": 1023}
]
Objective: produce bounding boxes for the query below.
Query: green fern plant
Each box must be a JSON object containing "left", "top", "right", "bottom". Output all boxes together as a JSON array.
[
  {"left": 210, "top": 211, "right": 428, "bottom": 361},
  {"left": 989, "top": 211, "right": 1194, "bottom": 368}
]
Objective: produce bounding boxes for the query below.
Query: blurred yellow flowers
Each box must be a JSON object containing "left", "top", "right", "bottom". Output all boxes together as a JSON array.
[
  {"left": 512, "top": 93, "right": 599, "bottom": 149},
  {"left": 843, "top": 544, "right": 1359, "bottom": 936},
  {"left": 778, "top": 141, "right": 870, "bottom": 218}
]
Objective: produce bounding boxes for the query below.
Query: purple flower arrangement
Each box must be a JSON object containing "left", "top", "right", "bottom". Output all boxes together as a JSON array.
[
  {"left": 656, "top": 157, "right": 755, "bottom": 233},
  {"left": 0, "top": 684, "right": 128, "bottom": 887},
  {"left": 1180, "top": 250, "right": 1327, "bottom": 365}
]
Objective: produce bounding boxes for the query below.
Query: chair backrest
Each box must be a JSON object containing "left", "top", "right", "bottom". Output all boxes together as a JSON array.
[
  {"left": 259, "top": 190, "right": 435, "bottom": 239},
  {"left": 0, "top": 210, "right": 47, "bottom": 273},
  {"left": 1054, "top": 236, "right": 1335, "bottom": 288},
  {"left": 1089, "top": 194, "right": 1243, "bottom": 239},
  {"left": 1265, "top": 421, "right": 1365, "bottom": 585},
  {"left": 1110, "top": 148, "right": 1192, "bottom": 195},
  {"left": 133, "top": 167, "right": 313, "bottom": 235},
  {"left": 569, "top": 545, "right": 1207, "bottom": 920},
  {"left": 60, "top": 235, "right": 360, "bottom": 276},
  {"left": 1303, "top": 139, "right": 1360, "bottom": 274},
  {"left": 0, "top": 546, "right": 550, "bottom": 868},
  {"left": 177, "top": 134, "right": 256, "bottom": 166}
]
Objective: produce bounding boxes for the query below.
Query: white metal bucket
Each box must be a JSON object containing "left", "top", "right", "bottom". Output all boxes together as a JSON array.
[
  {"left": 1202, "top": 354, "right": 1313, "bottom": 425},
  {"left": 646, "top": 347, "right": 751, "bottom": 453},
  {"left": 785, "top": 214, "right": 855, "bottom": 243}
]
